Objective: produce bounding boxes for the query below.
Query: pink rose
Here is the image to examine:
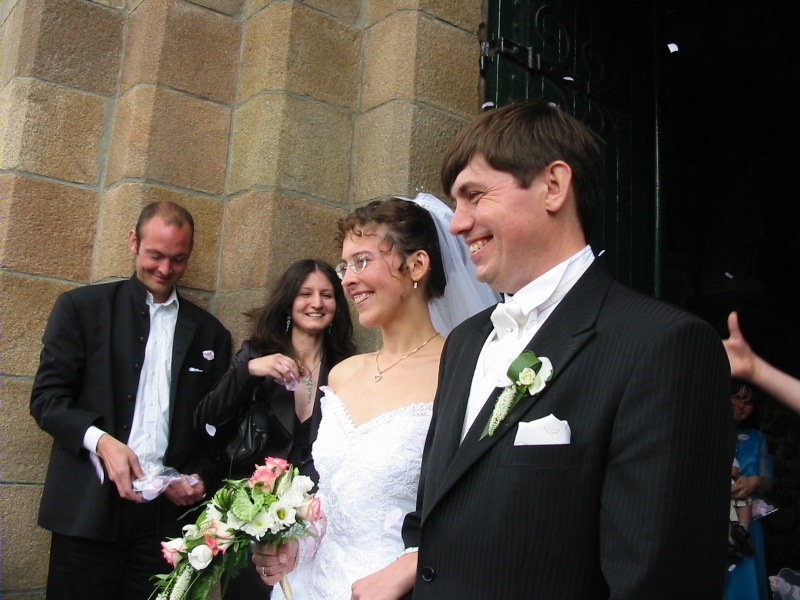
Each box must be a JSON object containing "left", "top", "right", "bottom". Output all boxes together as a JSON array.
[
  {"left": 203, "top": 519, "right": 234, "bottom": 555},
  {"left": 248, "top": 465, "right": 280, "bottom": 492},
  {"left": 263, "top": 457, "right": 290, "bottom": 475},
  {"left": 248, "top": 458, "right": 290, "bottom": 491},
  {"left": 161, "top": 538, "right": 186, "bottom": 568},
  {"left": 297, "top": 495, "right": 322, "bottom": 522}
]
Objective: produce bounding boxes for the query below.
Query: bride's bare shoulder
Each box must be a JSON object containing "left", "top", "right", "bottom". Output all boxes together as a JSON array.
[{"left": 328, "top": 353, "right": 374, "bottom": 387}]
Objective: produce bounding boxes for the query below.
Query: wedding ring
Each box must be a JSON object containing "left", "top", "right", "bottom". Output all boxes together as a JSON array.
[{"left": 261, "top": 566, "right": 267, "bottom": 578}]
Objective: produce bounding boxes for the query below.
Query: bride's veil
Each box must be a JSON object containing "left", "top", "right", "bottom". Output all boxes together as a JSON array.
[{"left": 401, "top": 193, "right": 501, "bottom": 336}]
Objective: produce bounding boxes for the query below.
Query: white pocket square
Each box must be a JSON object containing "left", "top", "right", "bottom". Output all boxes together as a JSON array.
[
  {"left": 188, "top": 367, "right": 203, "bottom": 372},
  {"left": 514, "top": 414, "right": 571, "bottom": 446},
  {"left": 202, "top": 350, "right": 215, "bottom": 360}
]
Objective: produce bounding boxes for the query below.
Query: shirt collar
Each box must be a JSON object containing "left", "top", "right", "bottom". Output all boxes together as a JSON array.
[
  {"left": 505, "top": 245, "right": 595, "bottom": 319},
  {"left": 146, "top": 287, "right": 179, "bottom": 309}
]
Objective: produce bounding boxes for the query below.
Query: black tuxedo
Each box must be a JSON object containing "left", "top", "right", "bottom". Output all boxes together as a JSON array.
[
  {"left": 30, "top": 275, "right": 231, "bottom": 598},
  {"left": 403, "top": 262, "right": 733, "bottom": 599}
]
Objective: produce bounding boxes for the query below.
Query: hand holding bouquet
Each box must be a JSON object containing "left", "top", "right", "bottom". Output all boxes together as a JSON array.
[{"left": 155, "top": 458, "right": 322, "bottom": 600}]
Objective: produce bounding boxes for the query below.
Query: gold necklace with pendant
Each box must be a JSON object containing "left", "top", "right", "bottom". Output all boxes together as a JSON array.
[{"left": 373, "top": 333, "right": 438, "bottom": 382}]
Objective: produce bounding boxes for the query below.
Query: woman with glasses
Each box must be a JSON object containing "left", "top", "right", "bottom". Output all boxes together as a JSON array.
[
  {"left": 724, "top": 380, "right": 774, "bottom": 600},
  {"left": 194, "top": 259, "right": 355, "bottom": 599},
  {"left": 255, "top": 195, "right": 498, "bottom": 600}
]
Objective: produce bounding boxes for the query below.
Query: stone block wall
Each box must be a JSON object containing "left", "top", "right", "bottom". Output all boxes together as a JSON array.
[{"left": 0, "top": 0, "right": 482, "bottom": 594}]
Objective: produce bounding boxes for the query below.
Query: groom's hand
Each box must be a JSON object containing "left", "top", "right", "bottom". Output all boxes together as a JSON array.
[{"left": 253, "top": 540, "right": 299, "bottom": 586}]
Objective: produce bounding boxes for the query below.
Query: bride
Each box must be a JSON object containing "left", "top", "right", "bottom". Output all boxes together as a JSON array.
[{"left": 254, "top": 194, "right": 497, "bottom": 600}]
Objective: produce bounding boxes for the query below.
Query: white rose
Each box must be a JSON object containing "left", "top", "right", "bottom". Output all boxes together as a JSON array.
[
  {"left": 291, "top": 475, "right": 314, "bottom": 495},
  {"left": 282, "top": 475, "right": 314, "bottom": 506},
  {"left": 187, "top": 544, "right": 214, "bottom": 570},
  {"left": 517, "top": 367, "right": 536, "bottom": 386}
]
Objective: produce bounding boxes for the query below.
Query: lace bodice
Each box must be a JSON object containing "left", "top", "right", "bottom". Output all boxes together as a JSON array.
[{"left": 274, "top": 386, "right": 432, "bottom": 600}]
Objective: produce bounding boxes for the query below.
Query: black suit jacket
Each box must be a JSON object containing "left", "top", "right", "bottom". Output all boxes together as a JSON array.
[
  {"left": 403, "top": 262, "right": 733, "bottom": 599},
  {"left": 30, "top": 275, "right": 232, "bottom": 541},
  {"left": 194, "top": 339, "right": 338, "bottom": 484}
]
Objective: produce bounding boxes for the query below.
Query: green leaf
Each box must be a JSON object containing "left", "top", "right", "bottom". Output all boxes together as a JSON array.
[
  {"left": 506, "top": 351, "right": 541, "bottom": 382},
  {"left": 511, "top": 385, "right": 528, "bottom": 408},
  {"left": 219, "top": 546, "right": 251, "bottom": 594},
  {"left": 251, "top": 484, "right": 265, "bottom": 507},
  {"left": 479, "top": 416, "right": 493, "bottom": 440},
  {"left": 213, "top": 486, "right": 236, "bottom": 511},
  {"left": 185, "top": 537, "right": 206, "bottom": 551},
  {"left": 178, "top": 503, "right": 206, "bottom": 522},
  {"left": 231, "top": 487, "right": 258, "bottom": 522},
  {"left": 188, "top": 570, "right": 215, "bottom": 600}
]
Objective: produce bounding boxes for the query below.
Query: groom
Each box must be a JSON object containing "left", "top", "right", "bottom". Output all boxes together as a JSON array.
[{"left": 400, "top": 101, "right": 733, "bottom": 599}]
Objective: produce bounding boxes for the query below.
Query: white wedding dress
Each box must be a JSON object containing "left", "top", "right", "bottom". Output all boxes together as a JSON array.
[{"left": 272, "top": 386, "right": 432, "bottom": 600}]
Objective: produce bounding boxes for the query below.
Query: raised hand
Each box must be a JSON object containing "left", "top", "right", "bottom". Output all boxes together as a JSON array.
[
  {"left": 724, "top": 312, "right": 758, "bottom": 381},
  {"left": 248, "top": 353, "right": 301, "bottom": 387}
]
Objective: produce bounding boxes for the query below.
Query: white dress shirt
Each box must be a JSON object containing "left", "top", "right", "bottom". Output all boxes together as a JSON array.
[
  {"left": 460, "top": 246, "right": 594, "bottom": 441},
  {"left": 83, "top": 289, "right": 179, "bottom": 481}
]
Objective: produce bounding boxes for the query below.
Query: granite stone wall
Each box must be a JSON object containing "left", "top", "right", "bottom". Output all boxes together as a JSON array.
[{"left": 0, "top": 0, "right": 483, "bottom": 594}]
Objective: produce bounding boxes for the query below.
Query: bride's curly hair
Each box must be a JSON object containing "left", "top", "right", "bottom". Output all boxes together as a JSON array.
[{"left": 337, "top": 198, "right": 446, "bottom": 300}]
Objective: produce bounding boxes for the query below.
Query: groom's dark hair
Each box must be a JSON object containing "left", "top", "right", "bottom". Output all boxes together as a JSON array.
[{"left": 441, "top": 99, "right": 605, "bottom": 239}]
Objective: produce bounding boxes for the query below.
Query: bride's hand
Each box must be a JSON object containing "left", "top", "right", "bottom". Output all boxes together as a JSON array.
[
  {"left": 252, "top": 540, "right": 299, "bottom": 586},
  {"left": 351, "top": 552, "right": 417, "bottom": 600}
]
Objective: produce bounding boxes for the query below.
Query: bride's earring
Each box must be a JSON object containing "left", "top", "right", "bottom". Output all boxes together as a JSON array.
[{"left": 413, "top": 281, "right": 418, "bottom": 290}]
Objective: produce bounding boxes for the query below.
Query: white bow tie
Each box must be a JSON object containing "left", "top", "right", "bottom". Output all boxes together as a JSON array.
[{"left": 490, "top": 301, "right": 531, "bottom": 340}]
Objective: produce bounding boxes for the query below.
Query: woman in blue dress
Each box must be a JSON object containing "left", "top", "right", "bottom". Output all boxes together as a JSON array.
[{"left": 724, "top": 380, "right": 774, "bottom": 600}]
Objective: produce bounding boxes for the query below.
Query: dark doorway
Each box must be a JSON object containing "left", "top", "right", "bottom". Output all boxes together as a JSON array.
[
  {"left": 483, "top": 0, "right": 660, "bottom": 295},
  {"left": 662, "top": 0, "right": 800, "bottom": 578}
]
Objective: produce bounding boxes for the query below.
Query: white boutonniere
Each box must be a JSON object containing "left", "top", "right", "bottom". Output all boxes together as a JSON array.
[{"left": 480, "top": 351, "right": 554, "bottom": 439}]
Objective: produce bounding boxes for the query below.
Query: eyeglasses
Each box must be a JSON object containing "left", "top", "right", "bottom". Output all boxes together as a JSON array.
[{"left": 335, "top": 252, "right": 392, "bottom": 280}]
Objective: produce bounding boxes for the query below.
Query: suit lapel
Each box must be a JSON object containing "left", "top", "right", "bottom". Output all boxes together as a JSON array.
[
  {"left": 169, "top": 306, "right": 196, "bottom": 422},
  {"left": 433, "top": 316, "right": 495, "bottom": 464},
  {"left": 426, "top": 263, "right": 613, "bottom": 515}
]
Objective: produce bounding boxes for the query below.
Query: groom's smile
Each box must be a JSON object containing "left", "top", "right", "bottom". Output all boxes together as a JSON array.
[{"left": 449, "top": 154, "right": 553, "bottom": 295}]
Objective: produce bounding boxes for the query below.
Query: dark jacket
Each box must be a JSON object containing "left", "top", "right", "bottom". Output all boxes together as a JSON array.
[
  {"left": 194, "top": 339, "right": 339, "bottom": 485},
  {"left": 30, "top": 275, "right": 232, "bottom": 541}
]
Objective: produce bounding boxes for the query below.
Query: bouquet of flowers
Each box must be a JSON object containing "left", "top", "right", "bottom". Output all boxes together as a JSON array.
[{"left": 154, "top": 457, "right": 322, "bottom": 600}]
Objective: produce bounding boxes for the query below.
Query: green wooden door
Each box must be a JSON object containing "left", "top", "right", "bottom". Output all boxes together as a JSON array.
[{"left": 483, "top": 0, "right": 661, "bottom": 296}]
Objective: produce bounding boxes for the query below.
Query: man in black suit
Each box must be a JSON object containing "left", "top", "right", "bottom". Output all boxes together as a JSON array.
[
  {"left": 30, "top": 201, "right": 232, "bottom": 600},
  {"left": 395, "top": 101, "right": 733, "bottom": 599}
]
